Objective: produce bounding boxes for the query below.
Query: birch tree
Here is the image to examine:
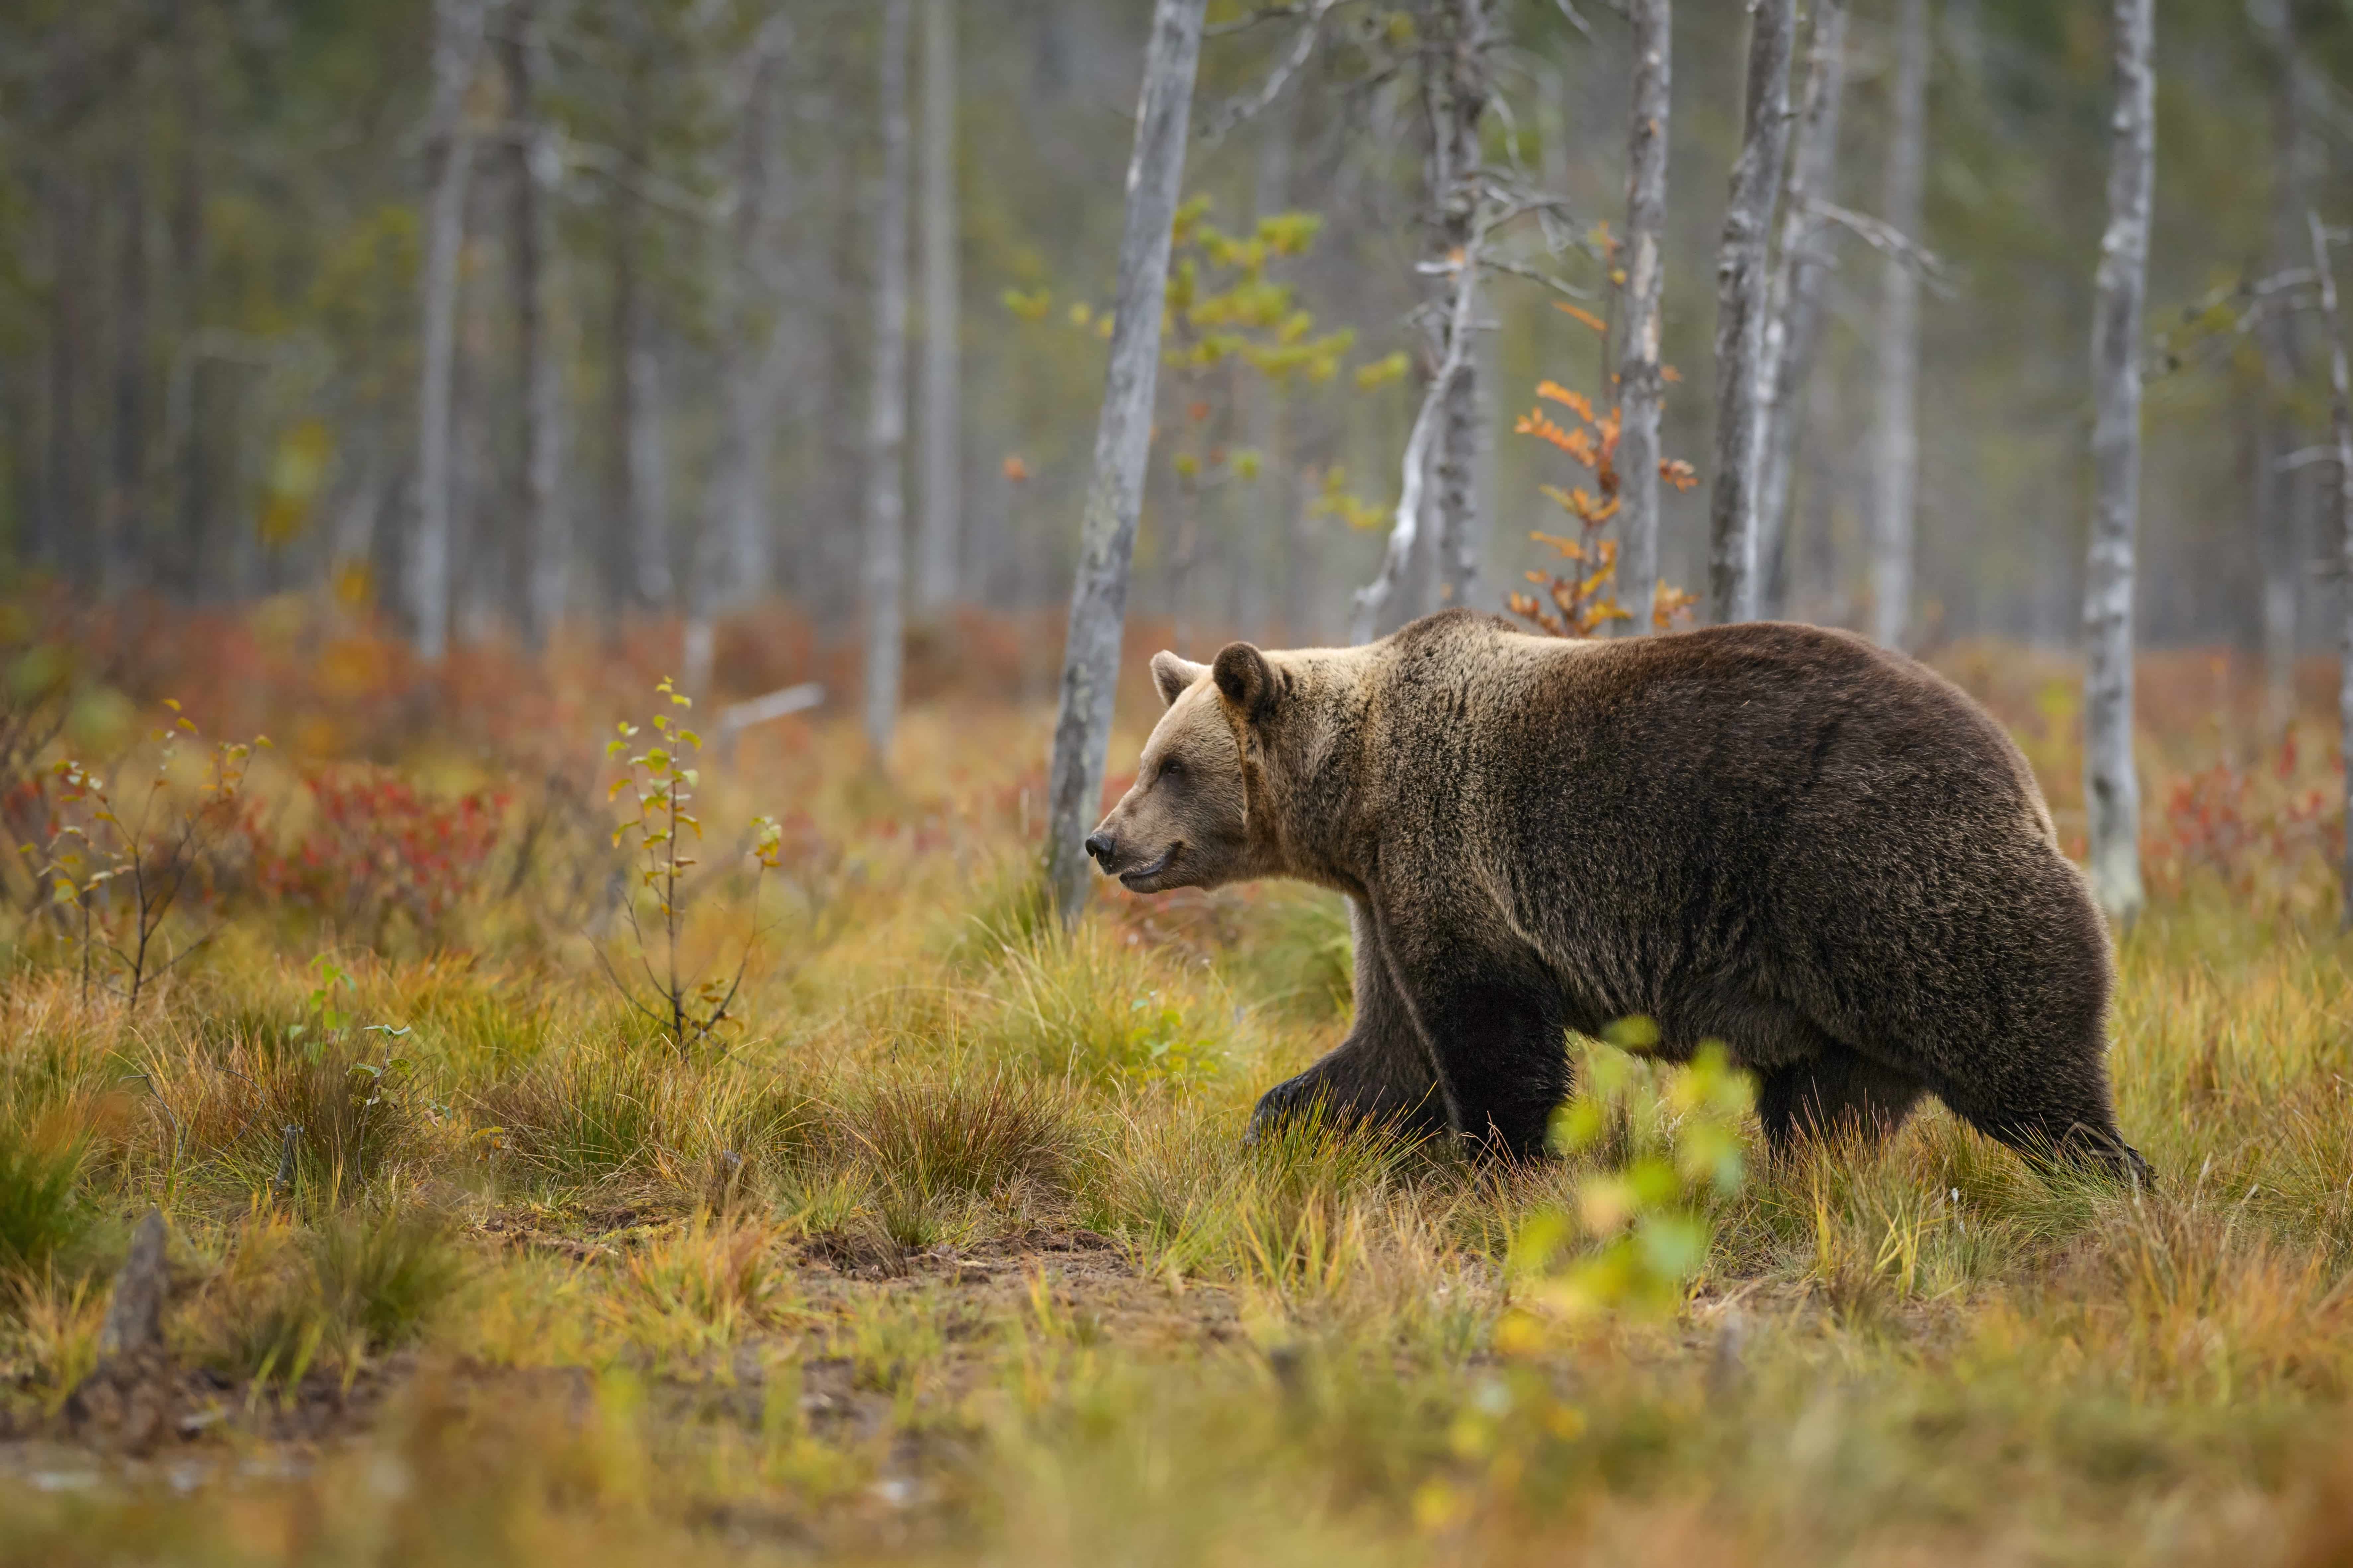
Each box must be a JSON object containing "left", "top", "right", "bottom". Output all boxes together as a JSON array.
[
  {"left": 1353, "top": 0, "right": 1496, "bottom": 641},
  {"left": 863, "top": 0, "right": 914, "bottom": 761},
  {"left": 1427, "top": 0, "right": 1490, "bottom": 613},
  {"left": 2304, "top": 211, "right": 2353, "bottom": 930},
  {"left": 1615, "top": 0, "right": 1671, "bottom": 634},
  {"left": 2081, "top": 0, "right": 2152, "bottom": 924},
  {"left": 2255, "top": 0, "right": 2312, "bottom": 734},
  {"left": 611, "top": 37, "right": 673, "bottom": 613},
  {"left": 915, "top": 0, "right": 961, "bottom": 615},
  {"left": 1706, "top": 0, "right": 1796, "bottom": 626},
  {"left": 1756, "top": 0, "right": 1848, "bottom": 617},
  {"left": 411, "top": 0, "right": 494, "bottom": 662},
  {"left": 1866, "top": 0, "right": 1928, "bottom": 650},
  {"left": 1042, "top": 0, "right": 1207, "bottom": 921},
  {"left": 688, "top": 9, "right": 792, "bottom": 694},
  {"left": 500, "top": 0, "right": 565, "bottom": 655}
]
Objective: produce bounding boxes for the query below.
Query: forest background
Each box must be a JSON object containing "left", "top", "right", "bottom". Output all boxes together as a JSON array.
[{"left": 6, "top": 0, "right": 2346, "bottom": 672}]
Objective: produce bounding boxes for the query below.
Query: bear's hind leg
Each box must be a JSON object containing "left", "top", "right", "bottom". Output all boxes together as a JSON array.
[
  {"left": 1931, "top": 1068, "right": 2152, "bottom": 1188},
  {"left": 1756, "top": 1043, "right": 1925, "bottom": 1161}
]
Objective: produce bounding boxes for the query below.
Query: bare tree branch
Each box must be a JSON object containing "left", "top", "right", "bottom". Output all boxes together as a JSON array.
[
  {"left": 1807, "top": 198, "right": 1950, "bottom": 292},
  {"left": 1200, "top": 0, "right": 1353, "bottom": 145}
]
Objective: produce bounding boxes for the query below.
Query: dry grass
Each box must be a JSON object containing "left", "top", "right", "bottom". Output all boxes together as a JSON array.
[{"left": 3, "top": 637, "right": 2353, "bottom": 1566}]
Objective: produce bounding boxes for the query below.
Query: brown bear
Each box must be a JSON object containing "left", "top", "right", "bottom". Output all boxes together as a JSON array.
[{"left": 1085, "top": 609, "right": 2148, "bottom": 1182}]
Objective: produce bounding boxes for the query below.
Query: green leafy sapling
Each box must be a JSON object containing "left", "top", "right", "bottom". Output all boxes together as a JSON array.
[
  {"left": 1501, "top": 1029, "right": 1755, "bottom": 1337},
  {"left": 599, "top": 677, "right": 783, "bottom": 1053}
]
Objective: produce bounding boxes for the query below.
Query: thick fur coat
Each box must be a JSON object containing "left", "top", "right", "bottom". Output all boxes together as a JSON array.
[{"left": 1086, "top": 610, "right": 2146, "bottom": 1180}]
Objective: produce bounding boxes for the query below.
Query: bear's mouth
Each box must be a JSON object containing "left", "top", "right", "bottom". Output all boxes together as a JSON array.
[{"left": 1118, "top": 846, "right": 1178, "bottom": 888}]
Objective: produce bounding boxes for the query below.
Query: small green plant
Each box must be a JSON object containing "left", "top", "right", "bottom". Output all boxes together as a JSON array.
[
  {"left": 1502, "top": 1032, "right": 1754, "bottom": 1331},
  {"left": 37, "top": 701, "right": 264, "bottom": 1006},
  {"left": 599, "top": 677, "right": 783, "bottom": 1053}
]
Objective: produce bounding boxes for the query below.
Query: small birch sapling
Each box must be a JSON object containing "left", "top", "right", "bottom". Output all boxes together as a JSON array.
[{"left": 600, "top": 678, "right": 783, "bottom": 1052}]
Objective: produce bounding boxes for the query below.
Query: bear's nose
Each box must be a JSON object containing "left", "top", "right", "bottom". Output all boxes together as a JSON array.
[{"left": 1083, "top": 831, "right": 1116, "bottom": 868}]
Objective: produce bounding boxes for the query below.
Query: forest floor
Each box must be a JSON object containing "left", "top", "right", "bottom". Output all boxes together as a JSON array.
[{"left": 4, "top": 616, "right": 2353, "bottom": 1566}]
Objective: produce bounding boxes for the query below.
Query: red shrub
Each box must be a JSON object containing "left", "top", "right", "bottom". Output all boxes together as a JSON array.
[
  {"left": 248, "top": 767, "right": 512, "bottom": 945},
  {"left": 2146, "top": 730, "right": 2343, "bottom": 913}
]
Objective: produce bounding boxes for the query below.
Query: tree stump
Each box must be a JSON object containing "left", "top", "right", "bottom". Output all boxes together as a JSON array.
[{"left": 63, "top": 1208, "right": 181, "bottom": 1456}]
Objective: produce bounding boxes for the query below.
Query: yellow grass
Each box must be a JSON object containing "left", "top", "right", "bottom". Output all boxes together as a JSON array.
[{"left": 5, "top": 669, "right": 2353, "bottom": 1567}]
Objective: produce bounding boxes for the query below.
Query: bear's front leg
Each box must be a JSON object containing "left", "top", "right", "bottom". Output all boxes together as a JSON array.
[
  {"left": 1248, "top": 900, "right": 1450, "bottom": 1144},
  {"left": 1375, "top": 906, "right": 1570, "bottom": 1159}
]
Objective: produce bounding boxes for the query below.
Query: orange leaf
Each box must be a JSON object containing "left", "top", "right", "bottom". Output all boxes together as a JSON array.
[
  {"left": 1515, "top": 409, "right": 1584, "bottom": 457},
  {"left": 1535, "top": 381, "right": 1597, "bottom": 424},
  {"left": 1554, "top": 301, "right": 1608, "bottom": 334}
]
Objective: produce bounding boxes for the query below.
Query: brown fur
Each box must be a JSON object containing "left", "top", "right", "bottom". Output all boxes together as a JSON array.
[{"left": 1088, "top": 610, "right": 2148, "bottom": 1180}]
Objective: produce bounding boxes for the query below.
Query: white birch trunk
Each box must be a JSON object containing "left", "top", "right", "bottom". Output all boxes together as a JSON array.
[
  {"left": 1428, "top": 0, "right": 1490, "bottom": 613},
  {"left": 688, "top": 12, "right": 792, "bottom": 695},
  {"left": 1756, "top": 0, "right": 1847, "bottom": 618},
  {"left": 1353, "top": 255, "right": 1476, "bottom": 644},
  {"left": 863, "top": 0, "right": 914, "bottom": 759},
  {"left": 612, "top": 51, "right": 671, "bottom": 613},
  {"left": 2303, "top": 211, "right": 2353, "bottom": 929},
  {"left": 1042, "top": 0, "right": 1207, "bottom": 920},
  {"left": 1866, "top": 0, "right": 1928, "bottom": 650},
  {"left": 914, "top": 0, "right": 962, "bottom": 614},
  {"left": 503, "top": 2, "right": 565, "bottom": 655},
  {"left": 2081, "top": 0, "right": 2153, "bottom": 924},
  {"left": 2256, "top": 0, "right": 2311, "bottom": 736},
  {"left": 1707, "top": 0, "right": 1797, "bottom": 627},
  {"left": 1615, "top": 0, "right": 1671, "bottom": 634},
  {"left": 626, "top": 321, "right": 671, "bottom": 607},
  {"left": 410, "top": 0, "right": 492, "bottom": 662}
]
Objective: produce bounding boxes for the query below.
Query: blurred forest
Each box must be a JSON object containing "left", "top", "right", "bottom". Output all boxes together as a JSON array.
[{"left": 3, "top": 0, "right": 2351, "bottom": 669}]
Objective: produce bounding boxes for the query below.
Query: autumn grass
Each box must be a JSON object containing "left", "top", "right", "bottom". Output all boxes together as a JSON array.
[{"left": 4, "top": 693, "right": 2353, "bottom": 1566}]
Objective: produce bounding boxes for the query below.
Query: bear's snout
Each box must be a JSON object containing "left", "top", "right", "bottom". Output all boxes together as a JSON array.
[{"left": 1083, "top": 830, "right": 1117, "bottom": 869}]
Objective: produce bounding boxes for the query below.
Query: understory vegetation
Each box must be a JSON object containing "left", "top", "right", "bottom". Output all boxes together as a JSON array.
[{"left": 3, "top": 611, "right": 2353, "bottom": 1567}]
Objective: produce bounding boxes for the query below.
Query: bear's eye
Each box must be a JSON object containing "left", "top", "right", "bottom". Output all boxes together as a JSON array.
[{"left": 1157, "top": 757, "right": 1185, "bottom": 786}]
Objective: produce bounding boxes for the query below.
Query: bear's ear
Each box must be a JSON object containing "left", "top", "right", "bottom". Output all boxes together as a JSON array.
[
  {"left": 1150, "top": 651, "right": 1209, "bottom": 709},
  {"left": 1212, "top": 642, "right": 1280, "bottom": 723}
]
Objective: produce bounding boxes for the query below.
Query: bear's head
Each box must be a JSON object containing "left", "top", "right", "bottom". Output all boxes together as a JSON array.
[{"left": 1084, "top": 643, "right": 1286, "bottom": 894}]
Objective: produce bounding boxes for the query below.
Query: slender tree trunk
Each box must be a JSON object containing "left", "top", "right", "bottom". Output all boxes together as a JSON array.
[
  {"left": 607, "top": 44, "right": 670, "bottom": 615},
  {"left": 1616, "top": 0, "right": 1671, "bottom": 634},
  {"left": 2082, "top": 0, "right": 2153, "bottom": 924},
  {"left": 42, "top": 175, "right": 88, "bottom": 582},
  {"left": 688, "top": 12, "right": 792, "bottom": 695},
  {"left": 1354, "top": 260, "right": 1475, "bottom": 643},
  {"left": 1757, "top": 0, "right": 1847, "bottom": 618},
  {"left": 503, "top": 3, "right": 565, "bottom": 655},
  {"left": 2255, "top": 0, "right": 2311, "bottom": 736},
  {"left": 1867, "top": 0, "right": 1928, "bottom": 649},
  {"left": 1042, "top": 0, "right": 1207, "bottom": 920},
  {"left": 2307, "top": 211, "right": 2353, "bottom": 930},
  {"left": 170, "top": 49, "right": 208, "bottom": 593},
  {"left": 1256, "top": 86, "right": 1300, "bottom": 637},
  {"left": 107, "top": 153, "right": 148, "bottom": 598},
  {"left": 1707, "top": 0, "right": 1797, "bottom": 626},
  {"left": 1357, "top": 3, "right": 1490, "bottom": 642},
  {"left": 914, "top": 0, "right": 962, "bottom": 615},
  {"left": 863, "top": 0, "right": 914, "bottom": 760},
  {"left": 1427, "top": 0, "right": 1490, "bottom": 612},
  {"left": 626, "top": 307, "right": 671, "bottom": 608},
  {"left": 412, "top": 0, "right": 491, "bottom": 662}
]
